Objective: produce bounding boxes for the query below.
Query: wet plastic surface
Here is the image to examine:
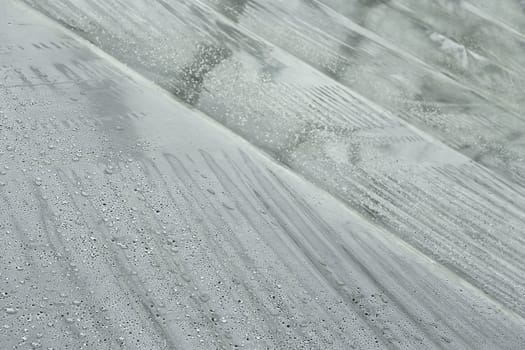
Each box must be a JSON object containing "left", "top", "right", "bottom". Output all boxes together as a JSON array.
[{"left": 2, "top": 0, "right": 525, "bottom": 348}]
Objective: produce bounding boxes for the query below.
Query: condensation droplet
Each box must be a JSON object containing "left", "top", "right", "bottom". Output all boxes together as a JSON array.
[{"left": 5, "top": 307, "right": 17, "bottom": 314}]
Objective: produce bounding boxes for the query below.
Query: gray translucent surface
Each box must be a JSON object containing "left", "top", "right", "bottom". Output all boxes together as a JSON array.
[{"left": 1, "top": 0, "right": 525, "bottom": 348}]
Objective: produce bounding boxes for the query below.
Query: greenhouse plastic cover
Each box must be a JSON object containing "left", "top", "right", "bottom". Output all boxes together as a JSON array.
[{"left": 2, "top": 0, "right": 525, "bottom": 348}]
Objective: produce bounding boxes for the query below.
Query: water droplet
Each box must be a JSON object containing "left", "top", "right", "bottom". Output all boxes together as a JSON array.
[
  {"left": 116, "top": 242, "right": 127, "bottom": 249},
  {"left": 5, "top": 307, "right": 17, "bottom": 314}
]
